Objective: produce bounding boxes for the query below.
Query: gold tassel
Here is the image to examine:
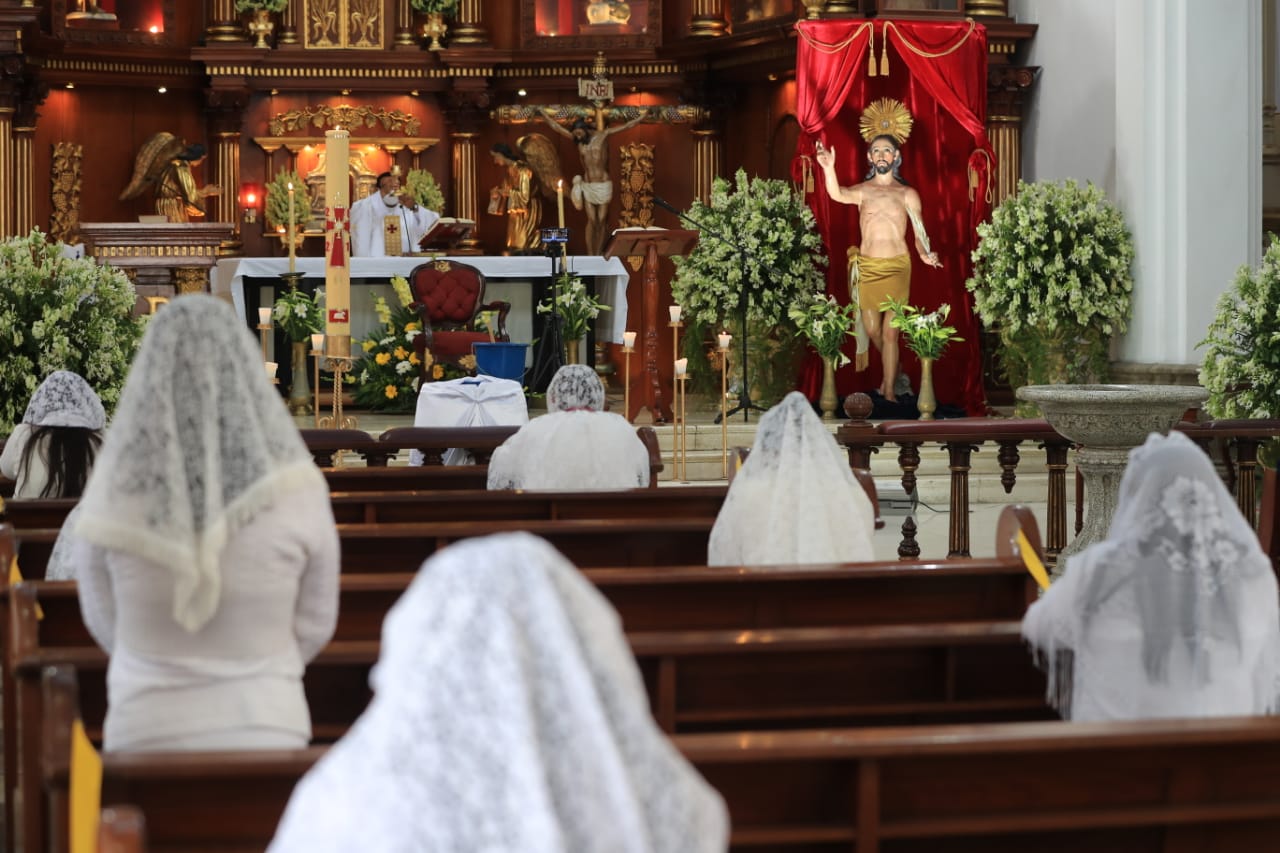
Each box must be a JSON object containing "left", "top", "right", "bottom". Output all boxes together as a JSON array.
[
  {"left": 867, "top": 27, "right": 877, "bottom": 77},
  {"left": 968, "top": 164, "right": 978, "bottom": 202},
  {"left": 801, "top": 155, "right": 815, "bottom": 193},
  {"left": 880, "top": 29, "right": 890, "bottom": 76}
]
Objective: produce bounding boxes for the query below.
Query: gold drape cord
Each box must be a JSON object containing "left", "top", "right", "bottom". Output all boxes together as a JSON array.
[
  {"left": 795, "top": 20, "right": 872, "bottom": 54},
  {"left": 882, "top": 19, "right": 978, "bottom": 66},
  {"left": 799, "top": 155, "right": 815, "bottom": 193},
  {"left": 969, "top": 149, "right": 995, "bottom": 204},
  {"left": 880, "top": 26, "right": 890, "bottom": 75}
]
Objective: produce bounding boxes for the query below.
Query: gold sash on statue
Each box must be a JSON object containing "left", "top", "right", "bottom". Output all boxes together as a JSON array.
[
  {"left": 847, "top": 247, "right": 911, "bottom": 371},
  {"left": 383, "top": 214, "right": 402, "bottom": 257}
]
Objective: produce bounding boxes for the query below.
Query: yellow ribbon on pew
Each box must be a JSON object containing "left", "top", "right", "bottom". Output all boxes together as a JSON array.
[
  {"left": 1016, "top": 530, "right": 1052, "bottom": 591},
  {"left": 9, "top": 556, "right": 45, "bottom": 619},
  {"left": 70, "top": 718, "right": 103, "bottom": 853}
]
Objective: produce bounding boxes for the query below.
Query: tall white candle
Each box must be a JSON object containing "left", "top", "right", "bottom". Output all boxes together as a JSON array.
[
  {"left": 718, "top": 331, "right": 732, "bottom": 350},
  {"left": 324, "top": 128, "right": 351, "bottom": 355},
  {"left": 258, "top": 307, "right": 272, "bottom": 326},
  {"left": 557, "top": 179, "right": 565, "bottom": 228},
  {"left": 674, "top": 358, "right": 688, "bottom": 376},
  {"left": 622, "top": 330, "right": 637, "bottom": 350},
  {"left": 287, "top": 182, "right": 297, "bottom": 274},
  {"left": 310, "top": 332, "right": 325, "bottom": 353},
  {"left": 669, "top": 305, "right": 682, "bottom": 323}
]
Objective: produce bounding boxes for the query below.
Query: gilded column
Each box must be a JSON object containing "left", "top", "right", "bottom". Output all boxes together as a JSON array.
[
  {"left": 278, "top": 0, "right": 299, "bottom": 46},
  {"left": 986, "top": 65, "right": 1037, "bottom": 205},
  {"left": 13, "top": 125, "right": 33, "bottom": 236},
  {"left": 451, "top": 131, "right": 480, "bottom": 251},
  {"left": 451, "top": 0, "right": 488, "bottom": 46},
  {"left": 690, "top": 0, "right": 727, "bottom": 38},
  {"left": 691, "top": 128, "right": 722, "bottom": 204},
  {"left": 964, "top": 0, "right": 1009, "bottom": 17},
  {"left": 0, "top": 107, "right": 14, "bottom": 238},
  {"left": 214, "top": 131, "right": 242, "bottom": 235},
  {"left": 395, "top": 0, "right": 416, "bottom": 46},
  {"left": 206, "top": 0, "right": 247, "bottom": 43}
]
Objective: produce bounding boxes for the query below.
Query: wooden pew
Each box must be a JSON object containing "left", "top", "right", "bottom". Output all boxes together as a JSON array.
[
  {"left": 1260, "top": 466, "right": 1279, "bottom": 576},
  {"left": 336, "top": 517, "right": 716, "bottom": 571},
  {"left": 40, "top": 665, "right": 1280, "bottom": 853},
  {"left": 322, "top": 464, "right": 490, "bottom": 492}
]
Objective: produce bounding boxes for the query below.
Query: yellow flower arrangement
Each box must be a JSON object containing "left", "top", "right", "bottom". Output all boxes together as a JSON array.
[
  {"left": 432, "top": 363, "right": 444, "bottom": 380},
  {"left": 404, "top": 321, "right": 420, "bottom": 332},
  {"left": 375, "top": 351, "right": 391, "bottom": 365},
  {"left": 384, "top": 384, "right": 398, "bottom": 399},
  {"left": 361, "top": 340, "right": 376, "bottom": 353},
  {"left": 394, "top": 346, "right": 408, "bottom": 360},
  {"left": 458, "top": 354, "right": 477, "bottom": 371},
  {"left": 409, "top": 353, "right": 421, "bottom": 366}
]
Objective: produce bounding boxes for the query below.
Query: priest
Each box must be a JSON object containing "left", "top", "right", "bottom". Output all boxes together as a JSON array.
[{"left": 350, "top": 171, "right": 439, "bottom": 257}]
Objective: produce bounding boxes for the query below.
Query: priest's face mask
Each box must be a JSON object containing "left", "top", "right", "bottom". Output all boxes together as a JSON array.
[{"left": 378, "top": 174, "right": 402, "bottom": 204}]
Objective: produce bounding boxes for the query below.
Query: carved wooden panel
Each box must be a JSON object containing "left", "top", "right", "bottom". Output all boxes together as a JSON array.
[
  {"left": 303, "top": 0, "right": 386, "bottom": 49},
  {"left": 617, "top": 142, "right": 655, "bottom": 271},
  {"left": 50, "top": 142, "right": 83, "bottom": 244}
]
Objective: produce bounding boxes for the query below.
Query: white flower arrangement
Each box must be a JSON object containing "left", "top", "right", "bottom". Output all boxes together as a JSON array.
[
  {"left": 671, "top": 169, "right": 827, "bottom": 329},
  {"left": 880, "top": 297, "right": 963, "bottom": 361},
  {"left": 788, "top": 291, "right": 857, "bottom": 365},
  {"left": 0, "top": 229, "right": 144, "bottom": 433},
  {"left": 1199, "top": 238, "right": 1280, "bottom": 419},
  {"left": 537, "top": 273, "right": 610, "bottom": 342},
  {"left": 966, "top": 179, "right": 1134, "bottom": 387}
]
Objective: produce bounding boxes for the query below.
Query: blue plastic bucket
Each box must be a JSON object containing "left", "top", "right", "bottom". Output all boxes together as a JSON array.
[{"left": 472, "top": 342, "right": 529, "bottom": 382}]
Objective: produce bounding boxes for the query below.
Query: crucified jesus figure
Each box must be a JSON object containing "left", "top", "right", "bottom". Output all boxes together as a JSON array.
[
  {"left": 540, "top": 106, "right": 650, "bottom": 256},
  {"left": 815, "top": 134, "right": 942, "bottom": 402}
]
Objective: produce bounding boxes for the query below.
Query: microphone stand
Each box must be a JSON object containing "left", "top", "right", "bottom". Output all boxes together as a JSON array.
[
  {"left": 526, "top": 230, "right": 569, "bottom": 393},
  {"left": 654, "top": 196, "right": 774, "bottom": 423}
]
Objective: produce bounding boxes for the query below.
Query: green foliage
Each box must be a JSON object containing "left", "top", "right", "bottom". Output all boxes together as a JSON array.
[
  {"left": 880, "top": 297, "right": 963, "bottom": 361},
  {"left": 0, "top": 229, "right": 144, "bottom": 433},
  {"left": 1199, "top": 237, "right": 1280, "bottom": 419},
  {"left": 966, "top": 179, "right": 1133, "bottom": 389},
  {"left": 409, "top": 0, "right": 459, "bottom": 14},
  {"left": 788, "top": 291, "right": 857, "bottom": 364},
  {"left": 537, "top": 273, "right": 610, "bottom": 343},
  {"left": 271, "top": 287, "right": 323, "bottom": 343},
  {"left": 235, "top": 0, "right": 287, "bottom": 13},
  {"left": 264, "top": 169, "right": 313, "bottom": 230},
  {"left": 404, "top": 168, "right": 446, "bottom": 213},
  {"left": 671, "top": 169, "right": 827, "bottom": 329}
]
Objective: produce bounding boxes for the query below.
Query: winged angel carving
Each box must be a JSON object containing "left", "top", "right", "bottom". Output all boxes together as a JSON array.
[
  {"left": 489, "top": 133, "right": 562, "bottom": 254},
  {"left": 118, "top": 132, "right": 221, "bottom": 223}
]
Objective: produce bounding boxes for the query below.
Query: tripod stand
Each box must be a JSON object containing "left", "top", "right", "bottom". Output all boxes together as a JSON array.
[
  {"left": 526, "top": 229, "right": 569, "bottom": 393},
  {"left": 653, "top": 197, "right": 766, "bottom": 423}
]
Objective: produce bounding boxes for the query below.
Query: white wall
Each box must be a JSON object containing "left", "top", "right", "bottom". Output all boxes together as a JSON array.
[{"left": 1011, "top": 0, "right": 1117, "bottom": 194}]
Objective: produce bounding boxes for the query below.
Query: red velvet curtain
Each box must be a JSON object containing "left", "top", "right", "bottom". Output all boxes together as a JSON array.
[{"left": 793, "top": 19, "right": 995, "bottom": 415}]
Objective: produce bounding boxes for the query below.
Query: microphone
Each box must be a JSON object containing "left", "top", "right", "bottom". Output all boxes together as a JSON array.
[{"left": 652, "top": 195, "right": 682, "bottom": 216}]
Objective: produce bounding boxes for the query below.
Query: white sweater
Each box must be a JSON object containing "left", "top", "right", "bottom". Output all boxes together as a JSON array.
[
  {"left": 0, "top": 423, "right": 52, "bottom": 498},
  {"left": 73, "top": 481, "right": 340, "bottom": 752}
]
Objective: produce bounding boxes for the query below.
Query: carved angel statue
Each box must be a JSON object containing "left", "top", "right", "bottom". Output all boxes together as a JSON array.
[
  {"left": 488, "top": 133, "right": 562, "bottom": 255},
  {"left": 119, "top": 132, "right": 221, "bottom": 223}
]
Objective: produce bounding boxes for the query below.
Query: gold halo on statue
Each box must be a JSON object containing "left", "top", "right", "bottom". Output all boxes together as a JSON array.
[{"left": 859, "top": 99, "right": 913, "bottom": 144}]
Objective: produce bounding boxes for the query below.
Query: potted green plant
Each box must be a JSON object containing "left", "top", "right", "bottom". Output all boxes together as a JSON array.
[
  {"left": 965, "top": 179, "right": 1134, "bottom": 414},
  {"left": 410, "top": 0, "right": 460, "bottom": 50},
  {"left": 881, "top": 297, "right": 964, "bottom": 420},
  {"left": 0, "top": 229, "right": 143, "bottom": 433},
  {"left": 264, "top": 169, "right": 312, "bottom": 247},
  {"left": 234, "top": 0, "right": 287, "bottom": 48},
  {"left": 788, "top": 291, "right": 857, "bottom": 419},
  {"left": 404, "top": 168, "right": 446, "bottom": 214},
  {"left": 671, "top": 169, "right": 827, "bottom": 405},
  {"left": 1200, "top": 238, "right": 1280, "bottom": 466}
]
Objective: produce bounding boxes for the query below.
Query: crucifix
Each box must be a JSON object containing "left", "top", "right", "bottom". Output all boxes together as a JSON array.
[{"left": 494, "top": 52, "right": 704, "bottom": 256}]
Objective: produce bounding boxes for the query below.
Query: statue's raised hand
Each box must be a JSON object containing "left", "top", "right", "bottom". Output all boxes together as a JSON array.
[{"left": 814, "top": 144, "right": 835, "bottom": 170}]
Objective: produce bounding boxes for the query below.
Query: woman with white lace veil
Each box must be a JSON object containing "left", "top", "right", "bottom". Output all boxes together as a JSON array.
[
  {"left": 1022, "top": 430, "right": 1280, "bottom": 721},
  {"left": 487, "top": 364, "right": 649, "bottom": 490},
  {"left": 709, "top": 391, "right": 876, "bottom": 566},
  {"left": 68, "top": 294, "right": 339, "bottom": 751},
  {"left": 0, "top": 370, "right": 105, "bottom": 499},
  {"left": 269, "top": 532, "right": 729, "bottom": 853}
]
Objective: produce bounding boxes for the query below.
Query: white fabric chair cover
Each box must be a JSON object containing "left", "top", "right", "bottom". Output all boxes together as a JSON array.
[
  {"left": 268, "top": 532, "right": 729, "bottom": 853},
  {"left": 708, "top": 391, "right": 877, "bottom": 566},
  {"left": 411, "top": 375, "right": 528, "bottom": 466},
  {"left": 1021, "top": 430, "right": 1280, "bottom": 721}
]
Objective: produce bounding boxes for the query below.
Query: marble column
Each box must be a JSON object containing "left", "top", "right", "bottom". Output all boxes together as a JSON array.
[{"left": 1114, "top": 0, "right": 1262, "bottom": 368}]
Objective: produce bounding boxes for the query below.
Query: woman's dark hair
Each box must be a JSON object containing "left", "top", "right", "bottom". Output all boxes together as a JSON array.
[{"left": 20, "top": 425, "right": 102, "bottom": 498}]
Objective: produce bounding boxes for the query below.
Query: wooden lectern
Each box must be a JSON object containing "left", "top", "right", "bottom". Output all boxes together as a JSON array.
[
  {"left": 604, "top": 228, "right": 699, "bottom": 424},
  {"left": 79, "top": 222, "right": 234, "bottom": 315}
]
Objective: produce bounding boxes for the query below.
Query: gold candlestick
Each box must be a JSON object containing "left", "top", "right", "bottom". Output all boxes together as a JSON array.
[
  {"left": 258, "top": 324, "right": 271, "bottom": 361},
  {"left": 677, "top": 373, "right": 689, "bottom": 483},
  {"left": 719, "top": 351, "right": 728, "bottom": 478},
  {"left": 669, "top": 317, "right": 682, "bottom": 424},
  {"left": 310, "top": 333, "right": 325, "bottom": 429},
  {"left": 319, "top": 334, "right": 359, "bottom": 451}
]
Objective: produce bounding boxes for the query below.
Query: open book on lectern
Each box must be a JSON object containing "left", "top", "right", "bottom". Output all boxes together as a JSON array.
[{"left": 416, "top": 217, "right": 475, "bottom": 251}]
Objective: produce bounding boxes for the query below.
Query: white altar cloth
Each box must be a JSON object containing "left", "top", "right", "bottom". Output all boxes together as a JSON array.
[{"left": 212, "top": 256, "right": 630, "bottom": 343}]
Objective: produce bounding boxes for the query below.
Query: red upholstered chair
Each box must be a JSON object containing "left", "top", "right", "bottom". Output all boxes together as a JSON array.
[{"left": 407, "top": 260, "right": 510, "bottom": 377}]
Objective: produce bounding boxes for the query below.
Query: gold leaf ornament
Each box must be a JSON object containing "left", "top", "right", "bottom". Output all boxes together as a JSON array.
[{"left": 859, "top": 98, "right": 913, "bottom": 144}]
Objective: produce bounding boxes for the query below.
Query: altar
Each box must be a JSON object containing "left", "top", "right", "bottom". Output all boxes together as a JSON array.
[{"left": 211, "top": 256, "right": 631, "bottom": 353}]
